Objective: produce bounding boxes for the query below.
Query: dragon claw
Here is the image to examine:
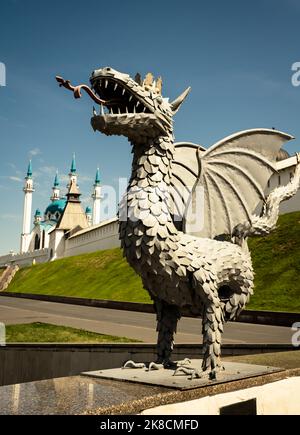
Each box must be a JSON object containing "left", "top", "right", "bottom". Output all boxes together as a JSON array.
[
  {"left": 173, "top": 366, "right": 202, "bottom": 380},
  {"left": 147, "top": 362, "right": 164, "bottom": 371},
  {"left": 207, "top": 365, "right": 225, "bottom": 380},
  {"left": 122, "top": 360, "right": 146, "bottom": 369}
]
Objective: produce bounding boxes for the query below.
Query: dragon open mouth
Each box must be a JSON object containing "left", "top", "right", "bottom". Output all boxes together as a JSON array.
[
  {"left": 91, "top": 77, "right": 153, "bottom": 116},
  {"left": 55, "top": 67, "right": 171, "bottom": 139}
]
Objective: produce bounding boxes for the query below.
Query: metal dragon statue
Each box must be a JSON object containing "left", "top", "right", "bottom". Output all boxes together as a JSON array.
[{"left": 56, "top": 67, "right": 300, "bottom": 379}]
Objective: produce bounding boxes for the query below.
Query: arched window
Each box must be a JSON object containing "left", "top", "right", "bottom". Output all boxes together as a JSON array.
[
  {"left": 42, "top": 230, "right": 45, "bottom": 249},
  {"left": 34, "top": 234, "right": 40, "bottom": 250}
]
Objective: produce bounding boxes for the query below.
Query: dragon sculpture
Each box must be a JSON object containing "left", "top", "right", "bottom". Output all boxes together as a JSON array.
[{"left": 56, "top": 67, "right": 300, "bottom": 379}]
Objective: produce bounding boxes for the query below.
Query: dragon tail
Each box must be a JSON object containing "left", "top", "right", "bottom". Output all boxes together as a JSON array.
[{"left": 232, "top": 153, "right": 300, "bottom": 244}]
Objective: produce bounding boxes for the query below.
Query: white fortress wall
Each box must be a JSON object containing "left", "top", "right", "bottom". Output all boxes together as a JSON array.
[
  {"left": 0, "top": 248, "right": 49, "bottom": 268},
  {"left": 63, "top": 218, "right": 120, "bottom": 258},
  {"left": 269, "top": 156, "right": 300, "bottom": 214}
]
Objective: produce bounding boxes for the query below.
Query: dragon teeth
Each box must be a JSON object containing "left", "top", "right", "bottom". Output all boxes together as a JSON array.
[
  {"left": 105, "top": 79, "right": 108, "bottom": 88},
  {"left": 122, "top": 88, "right": 125, "bottom": 96},
  {"left": 136, "top": 101, "right": 140, "bottom": 107},
  {"left": 118, "top": 107, "right": 121, "bottom": 114},
  {"left": 100, "top": 104, "right": 104, "bottom": 115},
  {"left": 129, "top": 95, "right": 132, "bottom": 102},
  {"left": 93, "top": 106, "right": 97, "bottom": 116},
  {"left": 126, "top": 107, "right": 128, "bottom": 113},
  {"left": 114, "top": 83, "right": 118, "bottom": 91}
]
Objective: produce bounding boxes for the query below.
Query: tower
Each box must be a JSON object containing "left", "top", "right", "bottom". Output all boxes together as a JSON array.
[
  {"left": 34, "top": 209, "right": 42, "bottom": 225},
  {"left": 50, "top": 171, "right": 60, "bottom": 202},
  {"left": 68, "top": 153, "right": 77, "bottom": 186},
  {"left": 92, "top": 167, "right": 101, "bottom": 225},
  {"left": 20, "top": 160, "right": 34, "bottom": 253},
  {"left": 85, "top": 206, "right": 92, "bottom": 226}
]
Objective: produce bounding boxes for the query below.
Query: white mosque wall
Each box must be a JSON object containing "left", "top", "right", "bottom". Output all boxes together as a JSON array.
[
  {"left": 63, "top": 218, "right": 120, "bottom": 258},
  {"left": 28, "top": 226, "right": 51, "bottom": 252}
]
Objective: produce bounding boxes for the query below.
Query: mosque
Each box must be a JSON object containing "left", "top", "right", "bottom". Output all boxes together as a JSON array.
[
  {"left": 0, "top": 155, "right": 119, "bottom": 268},
  {"left": 0, "top": 147, "right": 299, "bottom": 269}
]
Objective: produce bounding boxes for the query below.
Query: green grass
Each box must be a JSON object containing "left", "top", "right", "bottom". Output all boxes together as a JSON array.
[
  {"left": 6, "top": 322, "right": 139, "bottom": 343},
  {"left": 247, "top": 211, "right": 300, "bottom": 312},
  {"left": 5, "top": 211, "right": 300, "bottom": 312},
  {"left": 7, "top": 248, "right": 151, "bottom": 303}
]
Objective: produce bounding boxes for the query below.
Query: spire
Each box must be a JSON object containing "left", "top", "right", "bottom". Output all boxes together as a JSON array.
[
  {"left": 27, "top": 160, "right": 32, "bottom": 178},
  {"left": 21, "top": 161, "right": 34, "bottom": 253},
  {"left": 94, "top": 167, "right": 101, "bottom": 185},
  {"left": 53, "top": 171, "right": 59, "bottom": 187},
  {"left": 51, "top": 170, "right": 60, "bottom": 202},
  {"left": 56, "top": 178, "right": 88, "bottom": 230},
  {"left": 92, "top": 168, "right": 101, "bottom": 225},
  {"left": 85, "top": 206, "right": 92, "bottom": 226},
  {"left": 35, "top": 208, "right": 41, "bottom": 216},
  {"left": 70, "top": 153, "right": 76, "bottom": 174}
]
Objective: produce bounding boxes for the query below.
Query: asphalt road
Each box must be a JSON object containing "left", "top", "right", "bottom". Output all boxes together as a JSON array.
[{"left": 0, "top": 296, "right": 293, "bottom": 344}]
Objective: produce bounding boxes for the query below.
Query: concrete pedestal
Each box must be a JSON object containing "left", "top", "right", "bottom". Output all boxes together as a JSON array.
[{"left": 82, "top": 359, "right": 281, "bottom": 390}]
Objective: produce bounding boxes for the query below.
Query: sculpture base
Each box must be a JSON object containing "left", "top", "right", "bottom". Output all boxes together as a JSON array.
[{"left": 82, "top": 359, "right": 282, "bottom": 390}]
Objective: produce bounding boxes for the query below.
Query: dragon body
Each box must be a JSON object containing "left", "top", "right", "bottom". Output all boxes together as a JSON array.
[{"left": 57, "top": 67, "right": 300, "bottom": 379}]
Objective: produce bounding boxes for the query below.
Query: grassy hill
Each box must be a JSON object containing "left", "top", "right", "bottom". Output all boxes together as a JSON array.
[
  {"left": 7, "top": 248, "right": 151, "bottom": 303},
  {"left": 5, "top": 211, "right": 300, "bottom": 312},
  {"left": 247, "top": 211, "right": 300, "bottom": 312}
]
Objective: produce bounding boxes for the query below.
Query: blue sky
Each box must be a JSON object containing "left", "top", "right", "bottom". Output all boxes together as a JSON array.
[{"left": 0, "top": 0, "right": 300, "bottom": 254}]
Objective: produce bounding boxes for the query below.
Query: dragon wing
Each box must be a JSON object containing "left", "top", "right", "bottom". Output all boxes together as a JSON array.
[
  {"left": 170, "top": 142, "right": 205, "bottom": 223},
  {"left": 171, "top": 129, "right": 294, "bottom": 239}
]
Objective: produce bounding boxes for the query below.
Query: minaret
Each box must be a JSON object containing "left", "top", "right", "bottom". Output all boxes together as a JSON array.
[
  {"left": 50, "top": 171, "right": 60, "bottom": 202},
  {"left": 85, "top": 206, "right": 92, "bottom": 226},
  {"left": 92, "top": 167, "right": 101, "bottom": 225},
  {"left": 68, "top": 153, "right": 77, "bottom": 186},
  {"left": 20, "top": 160, "right": 34, "bottom": 253},
  {"left": 34, "top": 209, "right": 42, "bottom": 226}
]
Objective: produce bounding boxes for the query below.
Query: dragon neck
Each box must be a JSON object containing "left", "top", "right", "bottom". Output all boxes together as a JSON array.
[
  {"left": 121, "top": 134, "right": 179, "bottom": 243},
  {"left": 129, "top": 135, "right": 174, "bottom": 189}
]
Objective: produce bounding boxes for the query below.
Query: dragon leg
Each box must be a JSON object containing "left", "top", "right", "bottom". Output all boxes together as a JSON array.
[
  {"left": 155, "top": 300, "right": 182, "bottom": 368},
  {"left": 123, "top": 300, "right": 182, "bottom": 371},
  {"left": 193, "top": 269, "right": 225, "bottom": 380},
  {"left": 201, "top": 300, "right": 225, "bottom": 379}
]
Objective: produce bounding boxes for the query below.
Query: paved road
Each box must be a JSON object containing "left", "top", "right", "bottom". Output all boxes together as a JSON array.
[{"left": 0, "top": 296, "right": 293, "bottom": 344}]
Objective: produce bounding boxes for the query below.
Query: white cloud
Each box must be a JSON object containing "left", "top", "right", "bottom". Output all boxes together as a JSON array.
[
  {"left": 29, "top": 147, "right": 42, "bottom": 157},
  {"left": 8, "top": 176, "right": 22, "bottom": 182},
  {"left": 0, "top": 213, "right": 20, "bottom": 222}
]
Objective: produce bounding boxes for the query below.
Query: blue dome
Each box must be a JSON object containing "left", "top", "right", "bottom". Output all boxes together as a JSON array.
[{"left": 44, "top": 199, "right": 66, "bottom": 216}]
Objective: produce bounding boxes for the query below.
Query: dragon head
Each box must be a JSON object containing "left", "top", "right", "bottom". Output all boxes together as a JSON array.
[{"left": 89, "top": 67, "right": 191, "bottom": 143}]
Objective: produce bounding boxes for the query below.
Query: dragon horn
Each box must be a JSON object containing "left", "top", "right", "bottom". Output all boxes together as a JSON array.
[{"left": 170, "top": 87, "right": 191, "bottom": 113}]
